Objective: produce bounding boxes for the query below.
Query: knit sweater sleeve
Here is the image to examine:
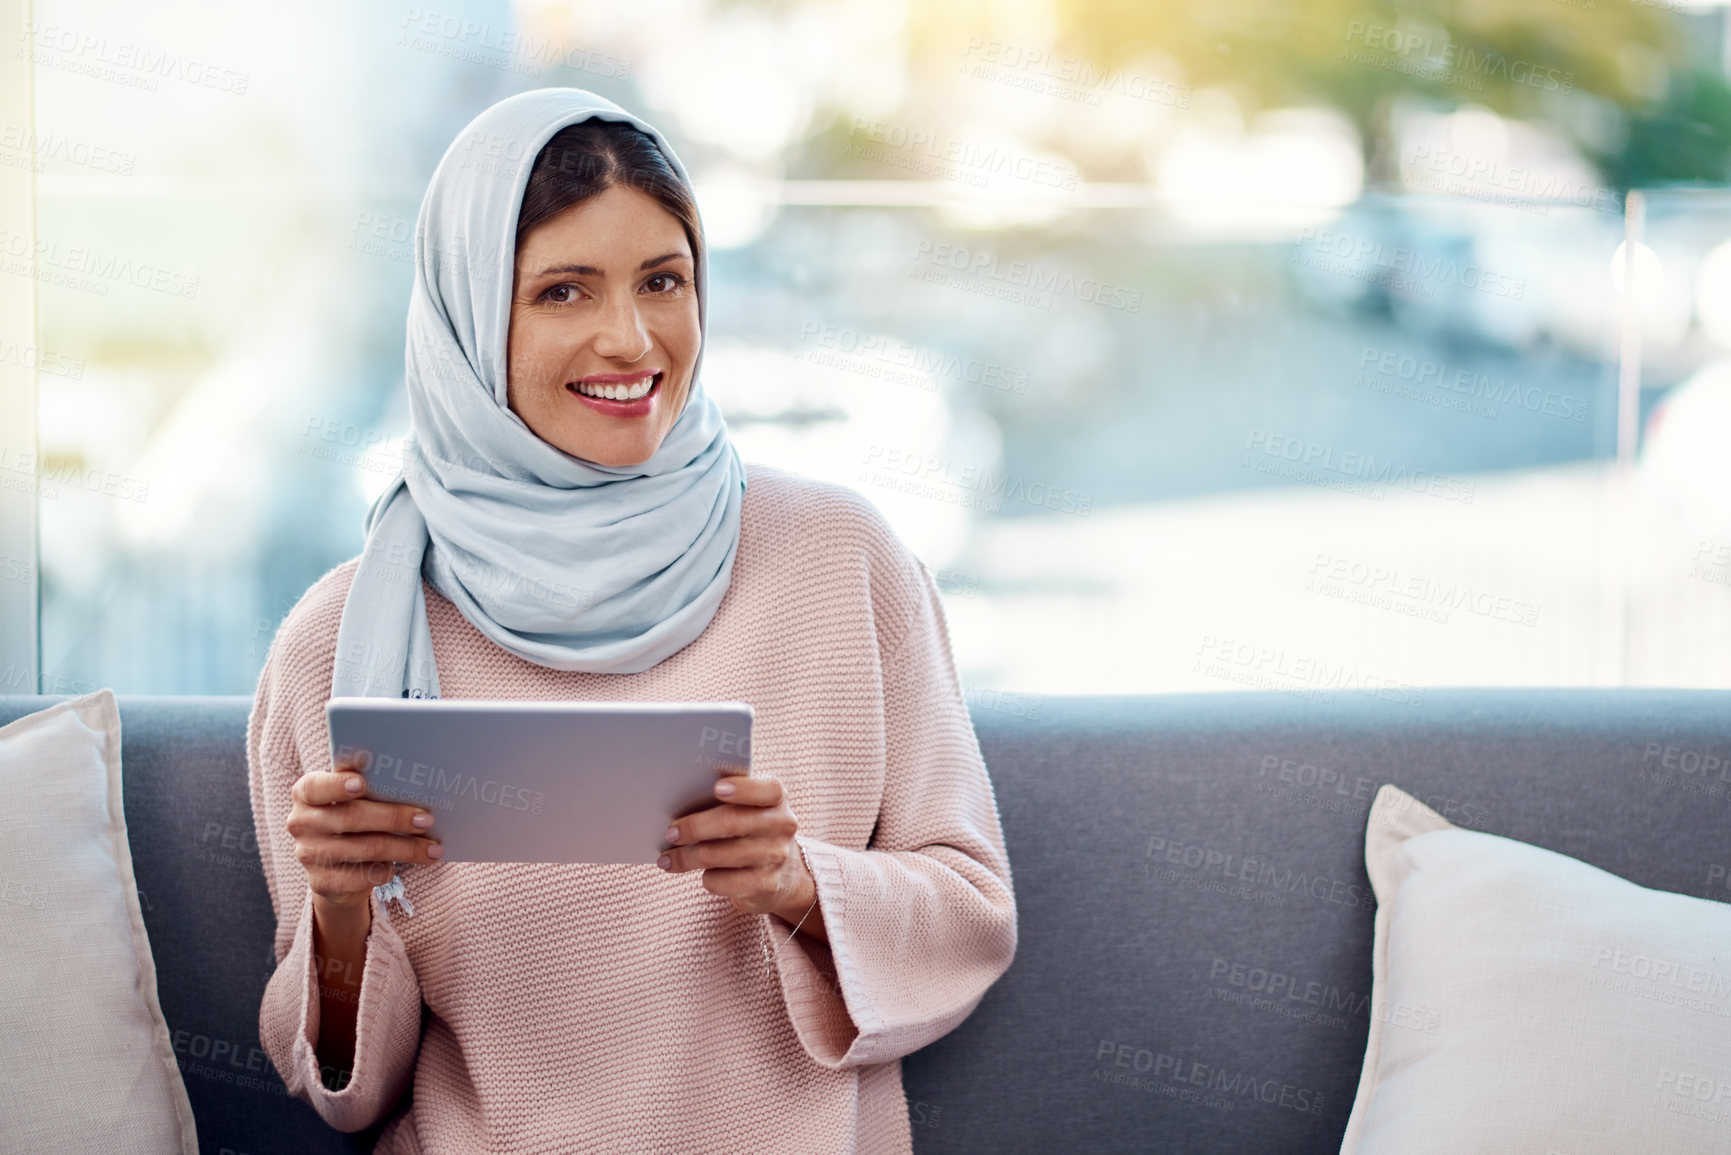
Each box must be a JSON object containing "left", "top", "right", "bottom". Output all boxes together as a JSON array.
[
  {"left": 771, "top": 536, "right": 1019, "bottom": 1068},
  {"left": 246, "top": 578, "right": 425, "bottom": 1133}
]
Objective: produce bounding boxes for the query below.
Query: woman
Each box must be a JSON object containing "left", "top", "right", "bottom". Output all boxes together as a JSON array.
[{"left": 247, "top": 88, "right": 1018, "bottom": 1153}]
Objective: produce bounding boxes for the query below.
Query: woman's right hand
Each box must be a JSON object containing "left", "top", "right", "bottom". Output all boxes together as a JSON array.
[{"left": 287, "top": 752, "right": 444, "bottom": 913}]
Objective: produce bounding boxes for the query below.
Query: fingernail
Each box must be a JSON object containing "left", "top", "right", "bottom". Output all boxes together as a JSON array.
[
  {"left": 412, "top": 813, "right": 433, "bottom": 829},
  {"left": 656, "top": 854, "right": 671, "bottom": 871},
  {"left": 427, "top": 843, "right": 444, "bottom": 859},
  {"left": 344, "top": 777, "right": 364, "bottom": 794},
  {"left": 715, "top": 781, "right": 734, "bottom": 797},
  {"left": 664, "top": 826, "right": 679, "bottom": 844}
]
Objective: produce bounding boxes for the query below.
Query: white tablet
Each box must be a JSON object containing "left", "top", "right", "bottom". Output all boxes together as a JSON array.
[{"left": 325, "top": 697, "right": 753, "bottom": 864}]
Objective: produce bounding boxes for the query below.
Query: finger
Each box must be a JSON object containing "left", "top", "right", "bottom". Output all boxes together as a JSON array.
[
  {"left": 293, "top": 769, "right": 371, "bottom": 807},
  {"left": 711, "top": 775, "right": 782, "bottom": 807},
  {"left": 659, "top": 835, "right": 786, "bottom": 874},
  {"left": 317, "top": 799, "right": 436, "bottom": 837},
  {"left": 298, "top": 832, "right": 443, "bottom": 871},
  {"left": 665, "top": 803, "right": 794, "bottom": 848}
]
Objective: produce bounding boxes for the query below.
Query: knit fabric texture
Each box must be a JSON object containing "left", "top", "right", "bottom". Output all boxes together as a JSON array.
[{"left": 247, "top": 463, "right": 1019, "bottom": 1154}]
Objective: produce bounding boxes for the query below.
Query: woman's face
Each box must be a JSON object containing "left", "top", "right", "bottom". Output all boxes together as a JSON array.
[{"left": 506, "top": 183, "right": 700, "bottom": 467}]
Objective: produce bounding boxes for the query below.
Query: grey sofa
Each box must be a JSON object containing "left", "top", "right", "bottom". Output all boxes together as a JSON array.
[{"left": 4, "top": 689, "right": 1728, "bottom": 1154}]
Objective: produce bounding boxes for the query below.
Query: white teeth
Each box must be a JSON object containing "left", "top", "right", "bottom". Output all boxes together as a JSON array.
[{"left": 573, "top": 376, "right": 656, "bottom": 401}]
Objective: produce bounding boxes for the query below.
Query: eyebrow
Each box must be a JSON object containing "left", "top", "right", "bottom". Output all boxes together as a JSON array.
[{"left": 530, "top": 252, "right": 690, "bottom": 278}]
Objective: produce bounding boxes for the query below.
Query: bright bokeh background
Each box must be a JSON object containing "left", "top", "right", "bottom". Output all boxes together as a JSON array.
[{"left": 20, "top": 0, "right": 1731, "bottom": 699}]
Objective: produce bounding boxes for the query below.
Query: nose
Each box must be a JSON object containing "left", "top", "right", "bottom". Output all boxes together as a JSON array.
[{"left": 592, "top": 290, "right": 652, "bottom": 363}]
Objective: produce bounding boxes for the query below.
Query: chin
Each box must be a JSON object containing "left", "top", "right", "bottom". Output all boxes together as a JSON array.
[{"left": 560, "top": 430, "right": 664, "bottom": 468}]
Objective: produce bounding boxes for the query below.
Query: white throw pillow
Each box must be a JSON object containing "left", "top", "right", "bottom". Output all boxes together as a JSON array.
[
  {"left": 0, "top": 690, "right": 197, "bottom": 1154},
  {"left": 1341, "top": 784, "right": 1731, "bottom": 1154}
]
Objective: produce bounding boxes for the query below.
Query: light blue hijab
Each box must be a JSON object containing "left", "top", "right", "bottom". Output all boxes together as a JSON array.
[{"left": 331, "top": 89, "right": 745, "bottom": 700}]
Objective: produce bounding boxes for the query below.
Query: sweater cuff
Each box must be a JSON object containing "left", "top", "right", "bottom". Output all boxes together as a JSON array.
[
  {"left": 281, "top": 887, "right": 421, "bottom": 1132},
  {"left": 770, "top": 836, "right": 888, "bottom": 1068}
]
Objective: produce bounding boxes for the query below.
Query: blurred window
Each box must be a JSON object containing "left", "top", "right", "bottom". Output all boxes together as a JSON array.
[{"left": 14, "top": 1, "right": 1731, "bottom": 698}]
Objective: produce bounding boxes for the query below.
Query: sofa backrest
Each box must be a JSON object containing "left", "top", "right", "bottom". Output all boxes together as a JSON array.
[
  {"left": 3, "top": 690, "right": 1728, "bottom": 1153},
  {"left": 901, "top": 689, "right": 1731, "bottom": 1151}
]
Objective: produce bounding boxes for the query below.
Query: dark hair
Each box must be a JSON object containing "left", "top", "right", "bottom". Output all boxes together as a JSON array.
[{"left": 515, "top": 119, "right": 703, "bottom": 275}]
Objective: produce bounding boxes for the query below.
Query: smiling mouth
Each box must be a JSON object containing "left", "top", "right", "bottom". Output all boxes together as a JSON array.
[{"left": 567, "top": 372, "right": 660, "bottom": 402}]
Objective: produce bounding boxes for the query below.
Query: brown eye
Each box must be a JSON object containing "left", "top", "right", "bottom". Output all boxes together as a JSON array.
[
  {"left": 644, "top": 273, "right": 683, "bottom": 294},
  {"left": 541, "top": 283, "right": 577, "bottom": 305}
]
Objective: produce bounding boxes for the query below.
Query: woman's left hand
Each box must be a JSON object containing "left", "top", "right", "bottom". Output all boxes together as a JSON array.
[{"left": 657, "top": 775, "right": 827, "bottom": 943}]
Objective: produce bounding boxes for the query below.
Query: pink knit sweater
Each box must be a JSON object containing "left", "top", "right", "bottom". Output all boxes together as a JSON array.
[{"left": 247, "top": 463, "right": 1018, "bottom": 1154}]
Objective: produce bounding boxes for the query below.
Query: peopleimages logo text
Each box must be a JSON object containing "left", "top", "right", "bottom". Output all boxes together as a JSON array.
[
  {"left": 20, "top": 22, "right": 252, "bottom": 94},
  {"left": 398, "top": 8, "right": 631, "bottom": 79},
  {"left": 862, "top": 444, "right": 1093, "bottom": 516},
  {"left": 912, "top": 241, "right": 1142, "bottom": 313},
  {"left": 0, "top": 227, "right": 200, "bottom": 299},
  {"left": 338, "top": 745, "right": 547, "bottom": 815},
  {"left": 960, "top": 37, "right": 1191, "bottom": 108},
  {"left": 1244, "top": 430, "right": 1476, "bottom": 504},
  {"left": 1343, "top": 22, "right": 1575, "bottom": 94},
  {"left": 1297, "top": 228, "right": 1526, "bottom": 300},
  {"left": 1358, "top": 347, "right": 1587, "bottom": 422},
  {"left": 1093, "top": 1041, "right": 1326, "bottom": 1115},
  {"left": 1146, "top": 832, "right": 1373, "bottom": 910},
  {"left": 849, "top": 119, "right": 1080, "bottom": 190}
]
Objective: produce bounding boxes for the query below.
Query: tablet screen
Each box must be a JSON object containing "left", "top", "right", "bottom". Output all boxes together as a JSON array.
[{"left": 326, "top": 698, "right": 753, "bottom": 864}]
